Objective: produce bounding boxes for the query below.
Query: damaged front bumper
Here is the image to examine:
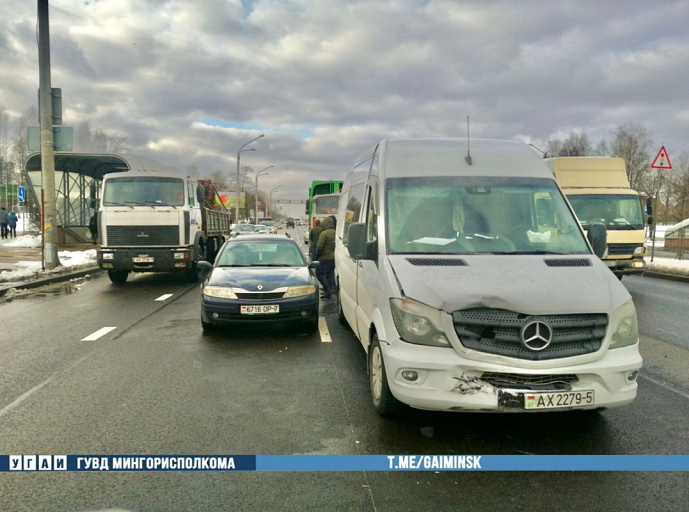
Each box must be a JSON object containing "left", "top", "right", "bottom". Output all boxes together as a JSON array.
[{"left": 381, "top": 340, "right": 642, "bottom": 412}]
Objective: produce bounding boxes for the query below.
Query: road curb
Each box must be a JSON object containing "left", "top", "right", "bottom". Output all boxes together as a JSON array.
[
  {"left": 0, "top": 266, "right": 104, "bottom": 297},
  {"left": 642, "top": 271, "right": 689, "bottom": 284}
]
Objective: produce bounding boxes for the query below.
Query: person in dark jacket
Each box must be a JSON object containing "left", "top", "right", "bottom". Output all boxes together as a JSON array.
[
  {"left": 0, "top": 207, "right": 8, "bottom": 239},
  {"left": 316, "top": 216, "right": 337, "bottom": 298},
  {"left": 7, "top": 211, "right": 18, "bottom": 238},
  {"left": 308, "top": 219, "right": 323, "bottom": 261}
]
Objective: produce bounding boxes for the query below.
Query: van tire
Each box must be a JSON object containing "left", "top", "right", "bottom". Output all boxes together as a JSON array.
[
  {"left": 369, "top": 335, "right": 405, "bottom": 416},
  {"left": 337, "top": 284, "right": 348, "bottom": 326}
]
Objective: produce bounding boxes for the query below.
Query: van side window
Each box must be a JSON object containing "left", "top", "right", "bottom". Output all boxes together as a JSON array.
[
  {"left": 366, "top": 182, "right": 378, "bottom": 243},
  {"left": 343, "top": 183, "right": 365, "bottom": 246}
]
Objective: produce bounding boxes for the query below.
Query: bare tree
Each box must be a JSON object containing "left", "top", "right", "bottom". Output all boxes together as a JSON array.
[
  {"left": 608, "top": 122, "right": 654, "bottom": 193},
  {"left": 671, "top": 152, "right": 689, "bottom": 222},
  {"left": 208, "top": 169, "right": 230, "bottom": 190},
  {"left": 546, "top": 131, "right": 591, "bottom": 157},
  {"left": 75, "top": 120, "right": 129, "bottom": 153},
  {"left": 0, "top": 107, "right": 11, "bottom": 209}
]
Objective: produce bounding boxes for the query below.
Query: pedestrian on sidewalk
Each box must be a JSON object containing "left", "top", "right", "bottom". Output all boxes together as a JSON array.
[
  {"left": 7, "top": 210, "right": 18, "bottom": 238},
  {"left": 316, "top": 215, "right": 337, "bottom": 299},
  {"left": 0, "top": 207, "right": 8, "bottom": 239}
]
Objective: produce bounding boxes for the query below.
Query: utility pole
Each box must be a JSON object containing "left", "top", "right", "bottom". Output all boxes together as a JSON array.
[{"left": 38, "top": 0, "right": 60, "bottom": 269}]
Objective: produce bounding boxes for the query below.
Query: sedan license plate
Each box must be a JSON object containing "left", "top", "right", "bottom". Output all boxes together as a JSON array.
[
  {"left": 133, "top": 257, "right": 154, "bottom": 263},
  {"left": 524, "top": 390, "right": 594, "bottom": 410},
  {"left": 241, "top": 305, "right": 279, "bottom": 315}
]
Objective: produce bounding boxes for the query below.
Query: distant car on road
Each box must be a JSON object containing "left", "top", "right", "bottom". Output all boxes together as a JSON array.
[
  {"left": 286, "top": 218, "right": 295, "bottom": 228},
  {"left": 260, "top": 220, "right": 278, "bottom": 234},
  {"left": 198, "top": 235, "right": 320, "bottom": 333},
  {"left": 231, "top": 224, "right": 256, "bottom": 237},
  {"left": 253, "top": 224, "right": 268, "bottom": 234}
]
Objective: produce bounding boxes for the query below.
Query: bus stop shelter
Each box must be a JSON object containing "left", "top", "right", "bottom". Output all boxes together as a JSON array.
[{"left": 23, "top": 152, "right": 176, "bottom": 244}]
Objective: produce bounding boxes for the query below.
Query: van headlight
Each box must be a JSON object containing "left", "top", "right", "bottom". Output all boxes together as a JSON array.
[
  {"left": 203, "top": 286, "right": 238, "bottom": 299},
  {"left": 284, "top": 285, "right": 317, "bottom": 298},
  {"left": 610, "top": 300, "right": 639, "bottom": 349},
  {"left": 390, "top": 298, "right": 451, "bottom": 347}
]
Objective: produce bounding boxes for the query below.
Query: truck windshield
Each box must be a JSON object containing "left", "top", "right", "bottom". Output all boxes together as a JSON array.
[
  {"left": 314, "top": 196, "right": 339, "bottom": 214},
  {"left": 567, "top": 194, "right": 644, "bottom": 230},
  {"left": 103, "top": 177, "right": 185, "bottom": 207},
  {"left": 386, "top": 176, "right": 590, "bottom": 255}
]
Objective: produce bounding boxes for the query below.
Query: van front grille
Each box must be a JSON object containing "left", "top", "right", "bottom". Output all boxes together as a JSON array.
[
  {"left": 480, "top": 372, "right": 579, "bottom": 390},
  {"left": 452, "top": 308, "right": 607, "bottom": 361}
]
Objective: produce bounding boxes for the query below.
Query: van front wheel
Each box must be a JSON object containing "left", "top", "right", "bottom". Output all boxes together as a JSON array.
[{"left": 370, "top": 335, "right": 405, "bottom": 416}]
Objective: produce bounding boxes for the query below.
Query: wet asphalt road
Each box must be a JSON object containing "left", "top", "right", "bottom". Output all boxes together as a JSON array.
[{"left": 0, "top": 228, "right": 688, "bottom": 511}]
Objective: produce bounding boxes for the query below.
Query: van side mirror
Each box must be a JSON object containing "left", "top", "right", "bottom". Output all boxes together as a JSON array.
[
  {"left": 347, "top": 223, "right": 376, "bottom": 260},
  {"left": 587, "top": 222, "right": 607, "bottom": 259}
]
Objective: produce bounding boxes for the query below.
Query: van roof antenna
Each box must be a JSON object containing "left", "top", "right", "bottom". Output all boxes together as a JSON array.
[{"left": 465, "top": 115, "right": 473, "bottom": 165}]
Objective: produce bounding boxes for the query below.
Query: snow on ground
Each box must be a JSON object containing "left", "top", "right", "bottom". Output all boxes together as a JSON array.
[
  {"left": 4, "top": 234, "right": 42, "bottom": 248},
  {"left": 0, "top": 234, "right": 97, "bottom": 283},
  {"left": 646, "top": 255, "right": 689, "bottom": 276}
]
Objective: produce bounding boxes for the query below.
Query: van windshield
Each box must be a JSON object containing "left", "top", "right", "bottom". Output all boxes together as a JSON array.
[{"left": 386, "top": 176, "right": 590, "bottom": 255}]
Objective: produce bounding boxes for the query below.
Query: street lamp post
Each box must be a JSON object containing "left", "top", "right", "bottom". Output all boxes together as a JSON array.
[
  {"left": 269, "top": 186, "right": 281, "bottom": 218},
  {"left": 254, "top": 165, "right": 273, "bottom": 223},
  {"left": 236, "top": 134, "right": 264, "bottom": 223}
]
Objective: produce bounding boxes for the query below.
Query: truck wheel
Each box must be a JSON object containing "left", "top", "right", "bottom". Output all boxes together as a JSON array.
[
  {"left": 369, "top": 335, "right": 405, "bottom": 416},
  {"left": 107, "top": 270, "right": 128, "bottom": 284}
]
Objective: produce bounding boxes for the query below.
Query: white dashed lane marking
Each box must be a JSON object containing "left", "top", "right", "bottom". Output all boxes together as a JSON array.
[
  {"left": 155, "top": 294, "right": 174, "bottom": 301},
  {"left": 81, "top": 327, "right": 117, "bottom": 341},
  {"left": 319, "top": 317, "right": 332, "bottom": 343}
]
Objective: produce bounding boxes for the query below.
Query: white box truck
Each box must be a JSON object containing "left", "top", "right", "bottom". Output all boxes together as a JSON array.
[
  {"left": 545, "top": 157, "right": 646, "bottom": 278},
  {"left": 96, "top": 171, "right": 231, "bottom": 283}
]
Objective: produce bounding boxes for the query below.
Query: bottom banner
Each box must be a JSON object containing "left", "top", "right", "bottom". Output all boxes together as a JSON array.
[{"left": 2, "top": 455, "right": 688, "bottom": 472}]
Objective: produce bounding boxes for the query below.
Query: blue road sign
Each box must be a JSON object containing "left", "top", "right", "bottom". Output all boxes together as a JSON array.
[{"left": 18, "top": 186, "right": 25, "bottom": 203}]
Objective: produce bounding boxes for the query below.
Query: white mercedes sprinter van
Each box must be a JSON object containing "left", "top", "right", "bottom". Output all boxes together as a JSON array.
[{"left": 335, "top": 138, "right": 642, "bottom": 415}]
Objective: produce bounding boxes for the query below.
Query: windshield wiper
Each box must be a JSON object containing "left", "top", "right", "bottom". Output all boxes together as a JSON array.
[
  {"left": 103, "top": 201, "right": 136, "bottom": 209},
  {"left": 505, "top": 250, "right": 570, "bottom": 255}
]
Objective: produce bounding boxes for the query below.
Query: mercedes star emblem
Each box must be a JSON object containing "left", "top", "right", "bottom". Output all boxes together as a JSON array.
[{"left": 520, "top": 318, "right": 554, "bottom": 351}]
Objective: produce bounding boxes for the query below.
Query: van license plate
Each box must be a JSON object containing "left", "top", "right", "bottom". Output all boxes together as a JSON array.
[
  {"left": 133, "top": 257, "right": 154, "bottom": 263},
  {"left": 524, "top": 390, "right": 594, "bottom": 410},
  {"left": 241, "top": 305, "right": 279, "bottom": 315}
]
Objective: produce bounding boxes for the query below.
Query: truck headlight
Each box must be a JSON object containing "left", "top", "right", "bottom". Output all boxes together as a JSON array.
[
  {"left": 610, "top": 300, "right": 639, "bottom": 349},
  {"left": 203, "top": 286, "right": 238, "bottom": 299},
  {"left": 633, "top": 246, "right": 646, "bottom": 256},
  {"left": 390, "top": 297, "right": 451, "bottom": 347},
  {"left": 284, "top": 285, "right": 317, "bottom": 298},
  {"left": 174, "top": 252, "right": 188, "bottom": 260},
  {"left": 101, "top": 253, "right": 114, "bottom": 260}
]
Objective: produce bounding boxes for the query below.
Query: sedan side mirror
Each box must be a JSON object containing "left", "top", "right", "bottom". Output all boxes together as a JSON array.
[{"left": 197, "top": 260, "right": 213, "bottom": 275}]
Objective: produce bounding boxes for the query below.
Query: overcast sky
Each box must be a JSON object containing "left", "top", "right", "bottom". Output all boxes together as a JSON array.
[{"left": 2, "top": 0, "right": 689, "bottom": 216}]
